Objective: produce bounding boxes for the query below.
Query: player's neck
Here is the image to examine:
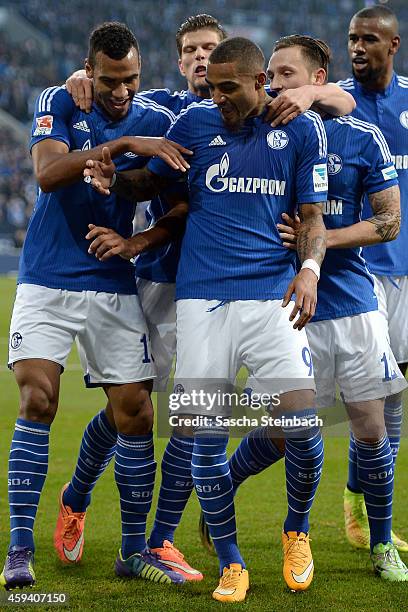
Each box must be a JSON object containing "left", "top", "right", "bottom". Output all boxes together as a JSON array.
[
  {"left": 249, "top": 92, "right": 272, "bottom": 118},
  {"left": 188, "top": 85, "right": 211, "bottom": 99},
  {"left": 358, "top": 65, "right": 394, "bottom": 93}
]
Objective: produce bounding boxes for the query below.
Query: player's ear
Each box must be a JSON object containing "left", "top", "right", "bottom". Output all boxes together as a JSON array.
[
  {"left": 178, "top": 58, "right": 186, "bottom": 77},
  {"left": 313, "top": 67, "right": 326, "bottom": 86},
  {"left": 255, "top": 72, "right": 267, "bottom": 89},
  {"left": 85, "top": 59, "right": 93, "bottom": 79},
  {"left": 389, "top": 35, "right": 400, "bottom": 56}
]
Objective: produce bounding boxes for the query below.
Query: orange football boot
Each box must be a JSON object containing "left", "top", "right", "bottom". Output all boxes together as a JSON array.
[
  {"left": 54, "top": 483, "right": 86, "bottom": 563},
  {"left": 149, "top": 540, "right": 203, "bottom": 581}
]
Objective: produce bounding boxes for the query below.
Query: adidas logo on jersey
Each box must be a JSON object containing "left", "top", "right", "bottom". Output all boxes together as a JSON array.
[
  {"left": 209, "top": 135, "right": 226, "bottom": 146},
  {"left": 73, "top": 120, "right": 90, "bottom": 132}
]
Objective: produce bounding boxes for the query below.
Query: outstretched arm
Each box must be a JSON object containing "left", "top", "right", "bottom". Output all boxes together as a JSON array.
[
  {"left": 32, "top": 136, "right": 134, "bottom": 192},
  {"left": 327, "top": 185, "right": 400, "bottom": 248},
  {"left": 34, "top": 136, "right": 191, "bottom": 193},
  {"left": 266, "top": 84, "right": 355, "bottom": 126},
  {"left": 310, "top": 83, "right": 356, "bottom": 116},
  {"left": 278, "top": 186, "right": 401, "bottom": 250},
  {"left": 282, "top": 203, "right": 326, "bottom": 330}
]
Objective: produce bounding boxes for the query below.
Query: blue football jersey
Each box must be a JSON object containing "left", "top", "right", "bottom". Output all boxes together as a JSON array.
[
  {"left": 148, "top": 100, "right": 328, "bottom": 301},
  {"left": 313, "top": 115, "right": 399, "bottom": 322},
  {"left": 21, "top": 86, "right": 174, "bottom": 293},
  {"left": 133, "top": 89, "right": 203, "bottom": 283},
  {"left": 338, "top": 73, "right": 408, "bottom": 275}
]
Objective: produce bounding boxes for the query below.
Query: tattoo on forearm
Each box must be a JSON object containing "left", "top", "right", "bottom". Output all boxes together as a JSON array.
[
  {"left": 367, "top": 186, "right": 401, "bottom": 242},
  {"left": 297, "top": 204, "right": 327, "bottom": 266},
  {"left": 366, "top": 212, "right": 401, "bottom": 241}
]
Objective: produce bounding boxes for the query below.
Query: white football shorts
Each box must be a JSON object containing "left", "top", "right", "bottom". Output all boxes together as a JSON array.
[
  {"left": 8, "top": 283, "right": 155, "bottom": 386},
  {"left": 137, "top": 278, "right": 176, "bottom": 391},
  {"left": 374, "top": 274, "right": 408, "bottom": 364},
  {"left": 173, "top": 299, "right": 315, "bottom": 416},
  {"left": 306, "top": 309, "right": 407, "bottom": 408}
]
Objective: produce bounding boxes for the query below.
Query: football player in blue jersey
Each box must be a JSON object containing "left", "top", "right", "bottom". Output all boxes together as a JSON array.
[
  {"left": 58, "top": 15, "right": 228, "bottom": 584},
  {"left": 84, "top": 36, "right": 329, "bottom": 601},
  {"left": 59, "top": 14, "right": 356, "bottom": 584},
  {"left": 337, "top": 4, "right": 408, "bottom": 554},
  {"left": 202, "top": 33, "right": 408, "bottom": 584},
  {"left": 0, "top": 22, "right": 194, "bottom": 591}
]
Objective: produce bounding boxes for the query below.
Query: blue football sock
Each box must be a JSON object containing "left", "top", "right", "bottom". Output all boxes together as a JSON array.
[
  {"left": 192, "top": 426, "right": 244, "bottom": 572},
  {"left": 283, "top": 409, "right": 324, "bottom": 534},
  {"left": 63, "top": 409, "right": 117, "bottom": 512},
  {"left": 9, "top": 418, "right": 50, "bottom": 551},
  {"left": 354, "top": 435, "right": 393, "bottom": 549},
  {"left": 149, "top": 435, "right": 194, "bottom": 549},
  {"left": 347, "top": 431, "right": 362, "bottom": 493},
  {"left": 229, "top": 427, "right": 284, "bottom": 494},
  {"left": 115, "top": 433, "right": 156, "bottom": 558},
  {"left": 384, "top": 397, "right": 403, "bottom": 468}
]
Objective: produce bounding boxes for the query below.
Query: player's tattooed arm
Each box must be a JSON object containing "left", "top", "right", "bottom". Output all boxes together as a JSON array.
[
  {"left": 282, "top": 203, "right": 326, "bottom": 330},
  {"left": 278, "top": 186, "right": 401, "bottom": 250},
  {"left": 297, "top": 202, "right": 327, "bottom": 266},
  {"left": 323, "top": 185, "right": 400, "bottom": 248},
  {"left": 366, "top": 186, "right": 401, "bottom": 242}
]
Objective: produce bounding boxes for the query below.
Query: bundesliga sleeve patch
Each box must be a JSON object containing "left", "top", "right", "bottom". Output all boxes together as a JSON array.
[
  {"left": 313, "top": 164, "right": 328, "bottom": 192},
  {"left": 33, "top": 115, "right": 54, "bottom": 136},
  {"left": 381, "top": 165, "right": 398, "bottom": 181}
]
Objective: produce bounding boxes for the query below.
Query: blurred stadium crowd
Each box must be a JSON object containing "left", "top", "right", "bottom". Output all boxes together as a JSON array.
[{"left": 0, "top": 0, "right": 407, "bottom": 245}]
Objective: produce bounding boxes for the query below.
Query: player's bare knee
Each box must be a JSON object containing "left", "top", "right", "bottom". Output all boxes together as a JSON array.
[
  {"left": 352, "top": 421, "right": 386, "bottom": 444},
  {"left": 133, "top": 397, "right": 154, "bottom": 434},
  {"left": 348, "top": 399, "right": 385, "bottom": 442},
  {"left": 278, "top": 389, "right": 316, "bottom": 413},
  {"left": 117, "top": 406, "right": 153, "bottom": 435},
  {"left": 13, "top": 360, "right": 60, "bottom": 423},
  {"left": 111, "top": 387, "right": 153, "bottom": 435},
  {"left": 18, "top": 383, "right": 57, "bottom": 423}
]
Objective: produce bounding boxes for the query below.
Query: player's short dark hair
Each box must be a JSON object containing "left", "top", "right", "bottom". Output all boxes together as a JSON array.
[
  {"left": 353, "top": 4, "right": 397, "bottom": 24},
  {"left": 209, "top": 37, "right": 265, "bottom": 73},
  {"left": 273, "top": 34, "right": 331, "bottom": 76},
  {"left": 176, "top": 14, "right": 227, "bottom": 56},
  {"left": 88, "top": 22, "right": 140, "bottom": 66}
]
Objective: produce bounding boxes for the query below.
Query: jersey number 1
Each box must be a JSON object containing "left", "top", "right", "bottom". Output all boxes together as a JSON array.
[{"left": 140, "top": 334, "right": 152, "bottom": 364}]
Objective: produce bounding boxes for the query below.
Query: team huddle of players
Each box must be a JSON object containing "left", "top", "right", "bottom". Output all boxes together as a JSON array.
[{"left": 1, "top": 3, "right": 408, "bottom": 604}]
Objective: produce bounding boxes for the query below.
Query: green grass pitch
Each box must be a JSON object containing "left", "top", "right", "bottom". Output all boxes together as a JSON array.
[{"left": 0, "top": 275, "right": 407, "bottom": 611}]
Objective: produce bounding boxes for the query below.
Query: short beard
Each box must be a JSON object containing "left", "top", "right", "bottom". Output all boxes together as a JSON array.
[
  {"left": 352, "top": 64, "right": 385, "bottom": 86},
  {"left": 223, "top": 115, "right": 246, "bottom": 133}
]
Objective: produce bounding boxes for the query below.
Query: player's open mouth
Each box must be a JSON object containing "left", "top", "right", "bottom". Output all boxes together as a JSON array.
[
  {"left": 109, "top": 99, "right": 130, "bottom": 110},
  {"left": 195, "top": 65, "right": 207, "bottom": 77},
  {"left": 219, "top": 107, "right": 235, "bottom": 121},
  {"left": 352, "top": 58, "right": 368, "bottom": 69}
]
